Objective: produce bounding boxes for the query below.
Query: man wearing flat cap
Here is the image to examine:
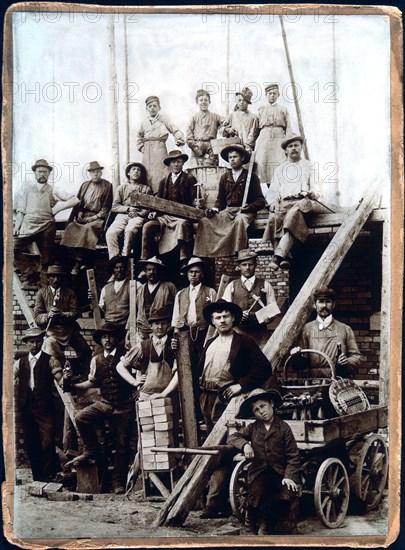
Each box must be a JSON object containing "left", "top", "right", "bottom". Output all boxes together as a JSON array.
[
  {"left": 105, "top": 162, "right": 152, "bottom": 259},
  {"left": 14, "top": 327, "right": 64, "bottom": 481},
  {"left": 290, "top": 287, "right": 362, "bottom": 378},
  {"left": 220, "top": 87, "right": 259, "bottom": 153},
  {"left": 264, "top": 135, "right": 323, "bottom": 270},
  {"left": 137, "top": 95, "right": 185, "bottom": 193},
  {"left": 256, "top": 83, "right": 292, "bottom": 183},
  {"left": 194, "top": 145, "right": 265, "bottom": 258},
  {"left": 14, "top": 159, "right": 79, "bottom": 285},
  {"left": 141, "top": 150, "right": 197, "bottom": 265},
  {"left": 61, "top": 161, "right": 113, "bottom": 274},
  {"left": 222, "top": 248, "right": 279, "bottom": 347}
]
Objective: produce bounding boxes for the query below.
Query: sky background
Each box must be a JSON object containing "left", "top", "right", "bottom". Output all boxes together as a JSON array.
[{"left": 11, "top": 10, "right": 391, "bottom": 213}]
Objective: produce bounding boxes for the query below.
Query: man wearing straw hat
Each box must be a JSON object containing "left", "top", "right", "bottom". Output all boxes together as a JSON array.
[
  {"left": 13, "top": 327, "right": 64, "bottom": 481},
  {"left": 220, "top": 86, "right": 259, "bottom": 153},
  {"left": 193, "top": 144, "right": 265, "bottom": 258}
]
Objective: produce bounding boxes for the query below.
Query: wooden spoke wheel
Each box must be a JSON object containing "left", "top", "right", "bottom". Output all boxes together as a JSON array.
[
  {"left": 351, "top": 434, "right": 388, "bottom": 511},
  {"left": 229, "top": 459, "right": 251, "bottom": 526},
  {"left": 314, "top": 458, "right": 350, "bottom": 528}
]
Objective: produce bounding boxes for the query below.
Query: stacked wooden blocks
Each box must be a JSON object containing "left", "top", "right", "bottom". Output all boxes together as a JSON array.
[{"left": 138, "top": 398, "right": 176, "bottom": 471}]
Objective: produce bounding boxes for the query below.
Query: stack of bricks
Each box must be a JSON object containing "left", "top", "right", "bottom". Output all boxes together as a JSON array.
[{"left": 137, "top": 398, "right": 176, "bottom": 471}]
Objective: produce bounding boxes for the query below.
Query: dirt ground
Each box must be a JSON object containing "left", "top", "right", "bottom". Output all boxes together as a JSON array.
[{"left": 7, "top": 468, "right": 389, "bottom": 547}]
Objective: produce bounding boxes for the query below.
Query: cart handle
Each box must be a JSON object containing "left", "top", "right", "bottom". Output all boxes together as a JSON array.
[{"left": 284, "top": 348, "right": 335, "bottom": 380}]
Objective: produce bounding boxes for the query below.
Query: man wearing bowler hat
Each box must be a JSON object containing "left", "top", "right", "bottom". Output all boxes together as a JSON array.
[
  {"left": 14, "top": 327, "right": 64, "bottom": 481},
  {"left": 61, "top": 161, "right": 113, "bottom": 274},
  {"left": 264, "top": 135, "right": 323, "bottom": 271},
  {"left": 290, "top": 286, "right": 362, "bottom": 378},
  {"left": 72, "top": 322, "right": 133, "bottom": 494},
  {"left": 141, "top": 150, "right": 197, "bottom": 265},
  {"left": 194, "top": 144, "right": 265, "bottom": 258},
  {"left": 105, "top": 162, "right": 152, "bottom": 259},
  {"left": 14, "top": 159, "right": 79, "bottom": 285}
]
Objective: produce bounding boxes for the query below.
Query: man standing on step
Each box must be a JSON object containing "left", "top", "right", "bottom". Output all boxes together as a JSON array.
[
  {"left": 98, "top": 256, "right": 131, "bottom": 332},
  {"left": 263, "top": 135, "right": 323, "bottom": 271}
]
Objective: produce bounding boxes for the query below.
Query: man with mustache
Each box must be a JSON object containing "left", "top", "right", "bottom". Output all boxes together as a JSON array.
[{"left": 290, "top": 287, "right": 362, "bottom": 378}]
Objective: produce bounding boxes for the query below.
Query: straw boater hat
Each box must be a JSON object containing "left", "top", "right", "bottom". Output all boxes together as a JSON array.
[
  {"left": 163, "top": 150, "right": 189, "bottom": 166},
  {"left": 148, "top": 307, "right": 172, "bottom": 324},
  {"left": 181, "top": 257, "right": 206, "bottom": 273},
  {"left": 125, "top": 161, "right": 147, "bottom": 180},
  {"left": 281, "top": 134, "right": 304, "bottom": 150},
  {"left": 145, "top": 95, "right": 160, "bottom": 106},
  {"left": 31, "top": 159, "right": 53, "bottom": 172},
  {"left": 312, "top": 286, "right": 336, "bottom": 302},
  {"left": 264, "top": 83, "right": 279, "bottom": 93},
  {"left": 236, "top": 249, "right": 257, "bottom": 263},
  {"left": 235, "top": 86, "right": 253, "bottom": 104},
  {"left": 93, "top": 322, "right": 125, "bottom": 345},
  {"left": 138, "top": 256, "right": 167, "bottom": 270},
  {"left": 203, "top": 299, "right": 243, "bottom": 327},
  {"left": 88, "top": 161, "right": 104, "bottom": 171},
  {"left": 21, "top": 327, "right": 46, "bottom": 342},
  {"left": 46, "top": 265, "right": 66, "bottom": 276},
  {"left": 220, "top": 144, "right": 251, "bottom": 164},
  {"left": 236, "top": 388, "right": 283, "bottom": 419}
]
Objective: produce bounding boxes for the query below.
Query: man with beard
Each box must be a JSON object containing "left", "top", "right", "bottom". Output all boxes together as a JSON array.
[{"left": 289, "top": 287, "right": 362, "bottom": 378}]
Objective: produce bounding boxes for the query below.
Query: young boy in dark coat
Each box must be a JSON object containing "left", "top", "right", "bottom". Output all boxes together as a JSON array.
[{"left": 228, "top": 388, "right": 301, "bottom": 535}]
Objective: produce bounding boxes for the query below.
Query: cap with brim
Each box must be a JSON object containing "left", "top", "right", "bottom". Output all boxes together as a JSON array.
[
  {"left": 145, "top": 95, "right": 160, "bottom": 106},
  {"left": 264, "top": 83, "right": 279, "bottom": 93},
  {"left": 203, "top": 299, "right": 243, "bottom": 327},
  {"left": 125, "top": 161, "right": 146, "bottom": 180},
  {"left": 93, "top": 323, "right": 126, "bottom": 345},
  {"left": 88, "top": 161, "right": 104, "bottom": 171},
  {"left": 47, "top": 265, "right": 66, "bottom": 275},
  {"left": 31, "top": 159, "right": 53, "bottom": 172},
  {"left": 312, "top": 287, "right": 336, "bottom": 301},
  {"left": 138, "top": 256, "right": 167, "bottom": 270},
  {"left": 163, "top": 150, "right": 189, "bottom": 166},
  {"left": 148, "top": 307, "right": 171, "bottom": 324},
  {"left": 236, "top": 388, "right": 283, "bottom": 419},
  {"left": 236, "top": 249, "right": 257, "bottom": 263},
  {"left": 181, "top": 257, "right": 206, "bottom": 273},
  {"left": 220, "top": 144, "right": 250, "bottom": 164},
  {"left": 281, "top": 135, "right": 304, "bottom": 150},
  {"left": 22, "top": 327, "right": 46, "bottom": 342}
]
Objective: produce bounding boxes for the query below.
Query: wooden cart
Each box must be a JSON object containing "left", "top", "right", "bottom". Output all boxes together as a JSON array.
[{"left": 229, "top": 350, "right": 389, "bottom": 529}]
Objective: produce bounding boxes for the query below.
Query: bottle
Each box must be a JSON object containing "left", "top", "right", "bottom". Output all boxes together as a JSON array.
[{"left": 62, "top": 360, "right": 73, "bottom": 393}]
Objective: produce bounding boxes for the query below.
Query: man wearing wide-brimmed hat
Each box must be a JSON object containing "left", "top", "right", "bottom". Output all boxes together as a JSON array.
[
  {"left": 61, "top": 161, "right": 113, "bottom": 274},
  {"left": 72, "top": 321, "right": 132, "bottom": 494},
  {"left": 193, "top": 144, "right": 265, "bottom": 258},
  {"left": 263, "top": 134, "right": 324, "bottom": 271},
  {"left": 141, "top": 150, "right": 198, "bottom": 264},
  {"left": 105, "top": 162, "right": 152, "bottom": 259},
  {"left": 255, "top": 83, "right": 292, "bottom": 183},
  {"left": 137, "top": 95, "right": 185, "bottom": 194},
  {"left": 13, "top": 327, "right": 64, "bottom": 481},
  {"left": 135, "top": 256, "right": 177, "bottom": 339},
  {"left": 220, "top": 86, "right": 259, "bottom": 153},
  {"left": 290, "top": 286, "right": 362, "bottom": 378},
  {"left": 34, "top": 265, "right": 92, "bottom": 374},
  {"left": 14, "top": 159, "right": 79, "bottom": 284},
  {"left": 228, "top": 388, "right": 300, "bottom": 534}
]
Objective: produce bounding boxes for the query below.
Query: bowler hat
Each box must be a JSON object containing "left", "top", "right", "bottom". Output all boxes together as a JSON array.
[
  {"left": 312, "top": 286, "right": 336, "bottom": 301},
  {"left": 148, "top": 307, "right": 171, "bottom": 324},
  {"left": 47, "top": 265, "right": 66, "bottom": 276},
  {"left": 163, "top": 150, "right": 189, "bottom": 166},
  {"left": 220, "top": 144, "right": 251, "bottom": 164},
  {"left": 203, "top": 299, "right": 243, "bottom": 327},
  {"left": 145, "top": 95, "right": 160, "bottom": 106},
  {"left": 21, "top": 327, "right": 46, "bottom": 342},
  {"left": 236, "top": 388, "right": 283, "bottom": 419},
  {"left": 281, "top": 134, "right": 304, "bottom": 150},
  {"left": 181, "top": 257, "right": 206, "bottom": 273},
  {"left": 88, "top": 161, "right": 104, "bottom": 171},
  {"left": 125, "top": 161, "right": 147, "bottom": 180},
  {"left": 236, "top": 249, "right": 257, "bottom": 263},
  {"left": 31, "top": 159, "right": 53, "bottom": 172},
  {"left": 264, "top": 83, "right": 279, "bottom": 93},
  {"left": 93, "top": 322, "right": 125, "bottom": 345},
  {"left": 138, "top": 256, "right": 167, "bottom": 270},
  {"left": 235, "top": 86, "right": 253, "bottom": 104}
]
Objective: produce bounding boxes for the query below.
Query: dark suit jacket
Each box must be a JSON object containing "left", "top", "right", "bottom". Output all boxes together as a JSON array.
[
  {"left": 214, "top": 169, "right": 265, "bottom": 213},
  {"left": 157, "top": 171, "right": 197, "bottom": 206},
  {"left": 34, "top": 286, "right": 80, "bottom": 330},
  {"left": 198, "top": 331, "right": 272, "bottom": 391}
]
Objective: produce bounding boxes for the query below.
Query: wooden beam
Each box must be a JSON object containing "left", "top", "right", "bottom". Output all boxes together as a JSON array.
[
  {"left": 148, "top": 472, "right": 170, "bottom": 499},
  {"left": 13, "top": 272, "right": 36, "bottom": 327},
  {"left": 54, "top": 382, "right": 79, "bottom": 433},
  {"left": 128, "top": 280, "right": 138, "bottom": 347},
  {"left": 379, "top": 217, "right": 390, "bottom": 406},
  {"left": 262, "top": 184, "right": 382, "bottom": 373},
  {"left": 130, "top": 193, "right": 205, "bottom": 222},
  {"left": 86, "top": 269, "right": 102, "bottom": 330}
]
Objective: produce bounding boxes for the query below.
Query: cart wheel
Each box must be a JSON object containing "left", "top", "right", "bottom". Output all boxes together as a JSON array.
[
  {"left": 229, "top": 459, "right": 251, "bottom": 526},
  {"left": 351, "top": 434, "right": 388, "bottom": 511},
  {"left": 314, "top": 458, "right": 350, "bottom": 528}
]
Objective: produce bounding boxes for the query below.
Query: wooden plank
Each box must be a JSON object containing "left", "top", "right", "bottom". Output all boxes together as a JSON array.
[
  {"left": 75, "top": 463, "right": 100, "bottom": 494},
  {"left": 13, "top": 272, "right": 36, "bottom": 327},
  {"left": 53, "top": 381, "right": 79, "bottom": 433},
  {"left": 175, "top": 332, "right": 199, "bottom": 450},
  {"left": 130, "top": 193, "right": 205, "bottom": 222},
  {"left": 379, "top": 217, "right": 390, "bottom": 406},
  {"left": 128, "top": 280, "right": 138, "bottom": 347},
  {"left": 86, "top": 269, "right": 102, "bottom": 330},
  {"left": 262, "top": 184, "right": 381, "bottom": 374},
  {"left": 148, "top": 472, "right": 170, "bottom": 499},
  {"left": 203, "top": 274, "right": 230, "bottom": 345},
  {"left": 338, "top": 408, "right": 378, "bottom": 439}
]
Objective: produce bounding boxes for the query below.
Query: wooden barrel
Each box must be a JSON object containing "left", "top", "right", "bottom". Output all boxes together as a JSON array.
[{"left": 188, "top": 166, "right": 228, "bottom": 209}]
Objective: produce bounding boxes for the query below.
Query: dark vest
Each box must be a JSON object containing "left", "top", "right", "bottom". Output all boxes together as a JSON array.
[
  {"left": 144, "top": 283, "right": 160, "bottom": 319},
  {"left": 103, "top": 280, "right": 130, "bottom": 325},
  {"left": 233, "top": 277, "right": 267, "bottom": 326},
  {"left": 93, "top": 346, "right": 132, "bottom": 408},
  {"left": 17, "top": 352, "right": 55, "bottom": 408}
]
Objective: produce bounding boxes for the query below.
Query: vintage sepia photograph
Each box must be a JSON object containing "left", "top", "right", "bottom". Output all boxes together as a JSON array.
[{"left": 2, "top": 2, "right": 403, "bottom": 547}]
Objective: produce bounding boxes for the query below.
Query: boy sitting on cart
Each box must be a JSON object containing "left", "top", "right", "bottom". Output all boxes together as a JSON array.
[{"left": 228, "top": 388, "right": 301, "bottom": 535}]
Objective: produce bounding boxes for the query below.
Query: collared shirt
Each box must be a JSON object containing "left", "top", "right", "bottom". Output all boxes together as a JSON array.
[
  {"left": 187, "top": 283, "right": 202, "bottom": 325},
  {"left": 28, "top": 350, "right": 42, "bottom": 389},
  {"left": 152, "top": 334, "right": 168, "bottom": 356},
  {"left": 147, "top": 282, "right": 159, "bottom": 293},
  {"left": 317, "top": 314, "right": 333, "bottom": 331},
  {"left": 171, "top": 172, "right": 182, "bottom": 184},
  {"left": 89, "top": 347, "right": 118, "bottom": 382},
  {"left": 99, "top": 279, "right": 127, "bottom": 310},
  {"left": 241, "top": 275, "right": 256, "bottom": 292},
  {"left": 202, "top": 333, "right": 234, "bottom": 386},
  {"left": 232, "top": 168, "right": 243, "bottom": 182}
]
